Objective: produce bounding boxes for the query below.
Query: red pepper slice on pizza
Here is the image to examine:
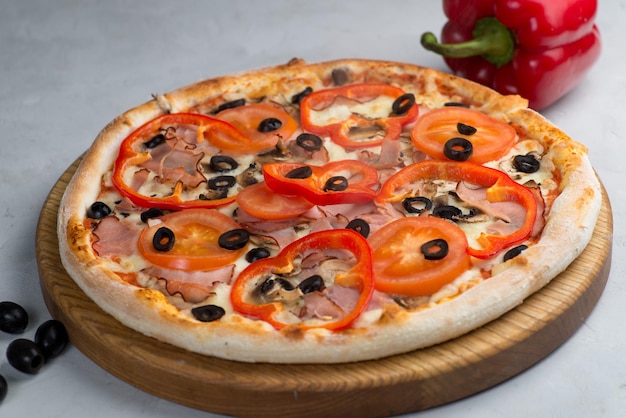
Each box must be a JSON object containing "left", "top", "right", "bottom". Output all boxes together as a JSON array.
[
  {"left": 262, "top": 160, "right": 379, "bottom": 205},
  {"left": 376, "top": 160, "right": 537, "bottom": 259},
  {"left": 112, "top": 113, "right": 258, "bottom": 210},
  {"left": 299, "top": 83, "right": 419, "bottom": 148},
  {"left": 230, "top": 229, "right": 374, "bottom": 331}
]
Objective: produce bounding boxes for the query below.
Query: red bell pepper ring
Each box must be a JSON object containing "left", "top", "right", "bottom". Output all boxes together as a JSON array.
[
  {"left": 299, "top": 83, "right": 419, "bottom": 148},
  {"left": 420, "top": 0, "right": 601, "bottom": 110},
  {"left": 112, "top": 113, "right": 252, "bottom": 210},
  {"left": 230, "top": 229, "right": 375, "bottom": 331},
  {"left": 263, "top": 160, "right": 379, "bottom": 205},
  {"left": 376, "top": 160, "right": 537, "bottom": 259}
]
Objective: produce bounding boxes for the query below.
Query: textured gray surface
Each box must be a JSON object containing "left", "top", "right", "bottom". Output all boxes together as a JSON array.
[{"left": 1, "top": 1, "right": 624, "bottom": 416}]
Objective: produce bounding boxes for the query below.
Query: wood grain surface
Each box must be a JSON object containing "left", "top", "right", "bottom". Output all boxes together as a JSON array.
[{"left": 36, "top": 158, "right": 613, "bottom": 418}]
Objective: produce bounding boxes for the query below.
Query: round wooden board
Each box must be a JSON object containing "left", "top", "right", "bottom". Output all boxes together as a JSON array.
[{"left": 36, "top": 158, "right": 613, "bottom": 418}]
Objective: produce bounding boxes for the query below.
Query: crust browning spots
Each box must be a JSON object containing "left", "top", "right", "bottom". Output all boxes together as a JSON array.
[{"left": 280, "top": 325, "right": 306, "bottom": 340}]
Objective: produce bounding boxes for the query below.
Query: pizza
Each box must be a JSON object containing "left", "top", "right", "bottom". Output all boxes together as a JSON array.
[{"left": 57, "top": 58, "right": 601, "bottom": 364}]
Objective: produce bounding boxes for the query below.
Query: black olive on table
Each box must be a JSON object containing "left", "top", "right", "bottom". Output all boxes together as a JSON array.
[
  {"left": 6, "top": 339, "right": 45, "bottom": 374},
  {"left": 0, "top": 301, "right": 29, "bottom": 334},
  {"left": 35, "top": 319, "right": 69, "bottom": 360}
]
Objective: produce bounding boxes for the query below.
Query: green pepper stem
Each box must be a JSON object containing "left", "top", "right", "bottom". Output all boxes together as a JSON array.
[{"left": 421, "top": 17, "right": 515, "bottom": 67}]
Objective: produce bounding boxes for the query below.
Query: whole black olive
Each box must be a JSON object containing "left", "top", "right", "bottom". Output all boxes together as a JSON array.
[
  {"left": 86, "top": 201, "right": 111, "bottom": 220},
  {"left": 0, "top": 301, "right": 29, "bottom": 334},
  {"left": 35, "top": 320, "right": 69, "bottom": 360},
  {"left": 0, "top": 374, "right": 7, "bottom": 403},
  {"left": 6, "top": 339, "right": 45, "bottom": 374}
]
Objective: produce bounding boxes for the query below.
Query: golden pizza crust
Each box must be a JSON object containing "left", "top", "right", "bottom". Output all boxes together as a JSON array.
[{"left": 58, "top": 59, "right": 601, "bottom": 363}]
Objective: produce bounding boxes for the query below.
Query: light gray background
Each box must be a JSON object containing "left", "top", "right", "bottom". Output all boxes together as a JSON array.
[{"left": 1, "top": 1, "right": 624, "bottom": 417}]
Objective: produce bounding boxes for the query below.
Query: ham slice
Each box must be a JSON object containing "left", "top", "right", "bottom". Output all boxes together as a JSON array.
[
  {"left": 144, "top": 264, "right": 235, "bottom": 303},
  {"left": 92, "top": 216, "right": 141, "bottom": 258}
]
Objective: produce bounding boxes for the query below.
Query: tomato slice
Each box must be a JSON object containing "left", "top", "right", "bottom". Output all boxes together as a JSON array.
[
  {"left": 410, "top": 107, "right": 516, "bottom": 164},
  {"left": 368, "top": 217, "right": 471, "bottom": 296},
  {"left": 215, "top": 103, "right": 298, "bottom": 152},
  {"left": 235, "top": 181, "right": 314, "bottom": 220},
  {"left": 138, "top": 209, "right": 247, "bottom": 271}
]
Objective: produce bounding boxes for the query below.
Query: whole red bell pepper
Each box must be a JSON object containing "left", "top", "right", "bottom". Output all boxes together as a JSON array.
[{"left": 420, "top": 0, "right": 601, "bottom": 110}]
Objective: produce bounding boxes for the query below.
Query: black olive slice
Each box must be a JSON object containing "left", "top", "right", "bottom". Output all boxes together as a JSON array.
[
  {"left": 291, "top": 86, "right": 313, "bottom": 104},
  {"left": 285, "top": 165, "right": 313, "bottom": 179},
  {"left": 323, "top": 176, "right": 348, "bottom": 192},
  {"left": 503, "top": 244, "right": 529, "bottom": 262},
  {"left": 444, "top": 102, "right": 470, "bottom": 108},
  {"left": 346, "top": 218, "right": 370, "bottom": 238},
  {"left": 209, "top": 155, "right": 239, "bottom": 172},
  {"left": 259, "top": 277, "right": 295, "bottom": 295},
  {"left": 153, "top": 227, "right": 175, "bottom": 252},
  {"left": 140, "top": 207, "right": 164, "bottom": 223},
  {"left": 218, "top": 228, "right": 250, "bottom": 250},
  {"left": 214, "top": 98, "right": 245, "bottom": 114},
  {"left": 245, "top": 247, "right": 271, "bottom": 263},
  {"left": 457, "top": 122, "right": 477, "bottom": 136},
  {"left": 421, "top": 238, "right": 449, "bottom": 260},
  {"left": 513, "top": 154, "right": 541, "bottom": 173},
  {"left": 298, "top": 275, "right": 326, "bottom": 294},
  {"left": 331, "top": 68, "right": 350, "bottom": 85},
  {"left": 402, "top": 196, "right": 433, "bottom": 214},
  {"left": 296, "top": 133, "right": 323, "bottom": 151},
  {"left": 392, "top": 93, "right": 416, "bottom": 115},
  {"left": 444, "top": 137, "right": 473, "bottom": 161},
  {"left": 208, "top": 175, "right": 237, "bottom": 190},
  {"left": 258, "top": 117, "right": 282, "bottom": 133},
  {"left": 432, "top": 205, "right": 462, "bottom": 220},
  {"left": 144, "top": 133, "right": 166, "bottom": 149},
  {"left": 87, "top": 201, "right": 112, "bottom": 220},
  {"left": 191, "top": 305, "right": 226, "bottom": 322}
]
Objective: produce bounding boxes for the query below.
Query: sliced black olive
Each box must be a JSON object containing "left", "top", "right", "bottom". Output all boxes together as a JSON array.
[
  {"left": 0, "top": 374, "right": 6, "bottom": 403},
  {"left": 421, "top": 238, "right": 449, "bottom": 261},
  {"left": 444, "top": 137, "right": 473, "bottom": 161},
  {"left": 86, "top": 201, "right": 111, "bottom": 220},
  {"left": 392, "top": 93, "right": 416, "bottom": 115},
  {"left": 246, "top": 247, "right": 271, "bottom": 263},
  {"left": 6, "top": 339, "right": 45, "bottom": 374},
  {"left": 153, "top": 227, "right": 175, "bottom": 252},
  {"left": 218, "top": 228, "right": 250, "bottom": 250},
  {"left": 291, "top": 86, "right": 313, "bottom": 104},
  {"left": 432, "top": 205, "right": 462, "bottom": 220},
  {"left": 144, "top": 133, "right": 166, "bottom": 149},
  {"left": 140, "top": 207, "right": 164, "bottom": 223},
  {"left": 209, "top": 155, "right": 239, "bottom": 172},
  {"left": 296, "top": 133, "right": 323, "bottom": 151},
  {"left": 35, "top": 319, "right": 69, "bottom": 360},
  {"left": 503, "top": 244, "right": 529, "bottom": 262},
  {"left": 402, "top": 196, "right": 433, "bottom": 214},
  {"left": 191, "top": 305, "right": 226, "bottom": 322},
  {"left": 208, "top": 175, "right": 237, "bottom": 190},
  {"left": 457, "top": 122, "right": 477, "bottom": 136},
  {"left": 0, "top": 301, "right": 29, "bottom": 334},
  {"left": 444, "top": 102, "right": 470, "bottom": 108},
  {"left": 331, "top": 68, "right": 350, "bottom": 85},
  {"left": 298, "top": 275, "right": 325, "bottom": 294},
  {"left": 214, "top": 98, "right": 245, "bottom": 114},
  {"left": 258, "top": 117, "right": 282, "bottom": 133},
  {"left": 285, "top": 165, "right": 313, "bottom": 179},
  {"left": 199, "top": 189, "right": 229, "bottom": 200},
  {"left": 323, "top": 176, "right": 349, "bottom": 192},
  {"left": 513, "top": 154, "right": 541, "bottom": 173},
  {"left": 346, "top": 218, "right": 370, "bottom": 238},
  {"left": 259, "top": 277, "right": 294, "bottom": 295}
]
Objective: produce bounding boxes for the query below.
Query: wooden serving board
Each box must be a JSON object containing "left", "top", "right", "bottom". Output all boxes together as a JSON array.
[{"left": 36, "top": 158, "right": 613, "bottom": 418}]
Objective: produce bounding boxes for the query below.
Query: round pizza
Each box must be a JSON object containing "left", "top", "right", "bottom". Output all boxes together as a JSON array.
[{"left": 57, "top": 58, "right": 601, "bottom": 363}]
